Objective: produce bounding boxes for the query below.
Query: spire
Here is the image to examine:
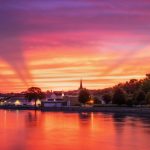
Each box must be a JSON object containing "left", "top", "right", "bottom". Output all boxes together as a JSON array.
[{"left": 79, "top": 79, "right": 83, "bottom": 90}]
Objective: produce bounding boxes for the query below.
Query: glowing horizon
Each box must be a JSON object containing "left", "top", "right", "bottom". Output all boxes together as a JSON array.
[{"left": 0, "top": 0, "right": 150, "bottom": 92}]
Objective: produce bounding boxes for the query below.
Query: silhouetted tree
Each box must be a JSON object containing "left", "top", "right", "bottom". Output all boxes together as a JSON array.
[
  {"left": 142, "top": 77, "right": 150, "bottom": 93},
  {"left": 126, "top": 93, "right": 133, "bottom": 106},
  {"left": 25, "top": 87, "right": 45, "bottom": 108},
  {"left": 112, "top": 88, "right": 126, "bottom": 105},
  {"left": 78, "top": 89, "right": 90, "bottom": 104},
  {"left": 146, "top": 74, "right": 150, "bottom": 79},
  {"left": 146, "top": 92, "right": 150, "bottom": 104},
  {"left": 102, "top": 93, "right": 112, "bottom": 104},
  {"left": 93, "top": 97, "right": 100, "bottom": 104},
  {"left": 114, "top": 79, "right": 141, "bottom": 94},
  {"left": 135, "top": 90, "right": 146, "bottom": 105}
]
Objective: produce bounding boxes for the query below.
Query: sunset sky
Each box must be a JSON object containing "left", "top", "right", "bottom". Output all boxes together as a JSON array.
[{"left": 0, "top": 0, "right": 150, "bottom": 92}]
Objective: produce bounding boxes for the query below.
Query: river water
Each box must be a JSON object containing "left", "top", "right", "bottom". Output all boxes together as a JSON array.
[{"left": 0, "top": 110, "right": 150, "bottom": 150}]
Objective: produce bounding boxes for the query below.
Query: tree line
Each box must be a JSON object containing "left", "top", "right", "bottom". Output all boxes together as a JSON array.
[{"left": 79, "top": 74, "right": 150, "bottom": 106}]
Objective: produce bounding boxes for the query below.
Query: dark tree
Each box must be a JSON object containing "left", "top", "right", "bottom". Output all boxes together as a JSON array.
[
  {"left": 93, "top": 97, "right": 101, "bottom": 104},
  {"left": 146, "top": 92, "right": 150, "bottom": 104},
  {"left": 25, "top": 87, "right": 45, "bottom": 107},
  {"left": 112, "top": 88, "right": 126, "bottom": 105},
  {"left": 146, "top": 74, "right": 150, "bottom": 79},
  {"left": 126, "top": 93, "right": 133, "bottom": 106},
  {"left": 78, "top": 89, "right": 90, "bottom": 104},
  {"left": 114, "top": 79, "right": 141, "bottom": 94},
  {"left": 102, "top": 93, "right": 112, "bottom": 104},
  {"left": 142, "top": 78, "right": 150, "bottom": 93},
  {"left": 135, "top": 90, "right": 146, "bottom": 105}
]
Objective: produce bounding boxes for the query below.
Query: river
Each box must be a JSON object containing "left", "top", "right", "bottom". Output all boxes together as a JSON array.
[{"left": 0, "top": 110, "right": 150, "bottom": 150}]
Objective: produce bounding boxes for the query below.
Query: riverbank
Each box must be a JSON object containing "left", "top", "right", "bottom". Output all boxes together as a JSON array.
[
  {"left": 0, "top": 105, "right": 41, "bottom": 110},
  {"left": 42, "top": 106, "right": 150, "bottom": 116},
  {"left": 1, "top": 105, "right": 150, "bottom": 116}
]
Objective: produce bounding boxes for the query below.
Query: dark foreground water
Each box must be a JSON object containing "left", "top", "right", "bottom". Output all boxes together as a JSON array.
[{"left": 0, "top": 110, "right": 150, "bottom": 150}]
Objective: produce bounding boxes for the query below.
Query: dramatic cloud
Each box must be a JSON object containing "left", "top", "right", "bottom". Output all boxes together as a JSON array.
[{"left": 0, "top": 0, "right": 150, "bottom": 92}]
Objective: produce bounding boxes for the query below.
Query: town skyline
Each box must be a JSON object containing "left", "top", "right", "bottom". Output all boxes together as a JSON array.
[{"left": 0, "top": 74, "right": 149, "bottom": 94}]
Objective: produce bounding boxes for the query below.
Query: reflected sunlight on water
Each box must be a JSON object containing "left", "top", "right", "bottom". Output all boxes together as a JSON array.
[{"left": 0, "top": 110, "right": 150, "bottom": 150}]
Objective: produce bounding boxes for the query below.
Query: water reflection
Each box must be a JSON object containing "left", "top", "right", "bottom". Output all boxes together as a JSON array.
[
  {"left": 112, "top": 114, "right": 127, "bottom": 150},
  {"left": 112, "top": 113, "right": 127, "bottom": 123},
  {"left": 0, "top": 110, "right": 150, "bottom": 150},
  {"left": 79, "top": 112, "right": 92, "bottom": 119},
  {"left": 25, "top": 111, "right": 38, "bottom": 127},
  {"left": 112, "top": 113, "right": 127, "bottom": 134}
]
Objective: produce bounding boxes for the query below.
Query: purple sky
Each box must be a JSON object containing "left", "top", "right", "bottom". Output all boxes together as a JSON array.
[{"left": 0, "top": 0, "right": 150, "bottom": 92}]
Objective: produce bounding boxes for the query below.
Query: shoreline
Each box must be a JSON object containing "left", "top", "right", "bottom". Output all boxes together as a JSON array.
[{"left": 1, "top": 106, "right": 150, "bottom": 116}]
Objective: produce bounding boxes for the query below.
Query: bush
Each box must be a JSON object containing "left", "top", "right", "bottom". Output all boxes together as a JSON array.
[
  {"left": 112, "top": 88, "right": 126, "bottom": 105},
  {"left": 126, "top": 99, "right": 133, "bottom": 107},
  {"left": 146, "top": 92, "right": 150, "bottom": 104},
  {"left": 78, "top": 89, "right": 90, "bottom": 104},
  {"left": 102, "top": 93, "right": 112, "bottom": 104},
  {"left": 142, "top": 77, "right": 150, "bottom": 93},
  {"left": 135, "top": 90, "right": 146, "bottom": 105}
]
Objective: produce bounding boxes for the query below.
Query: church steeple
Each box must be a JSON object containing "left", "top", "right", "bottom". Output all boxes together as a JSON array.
[{"left": 79, "top": 79, "right": 83, "bottom": 90}]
